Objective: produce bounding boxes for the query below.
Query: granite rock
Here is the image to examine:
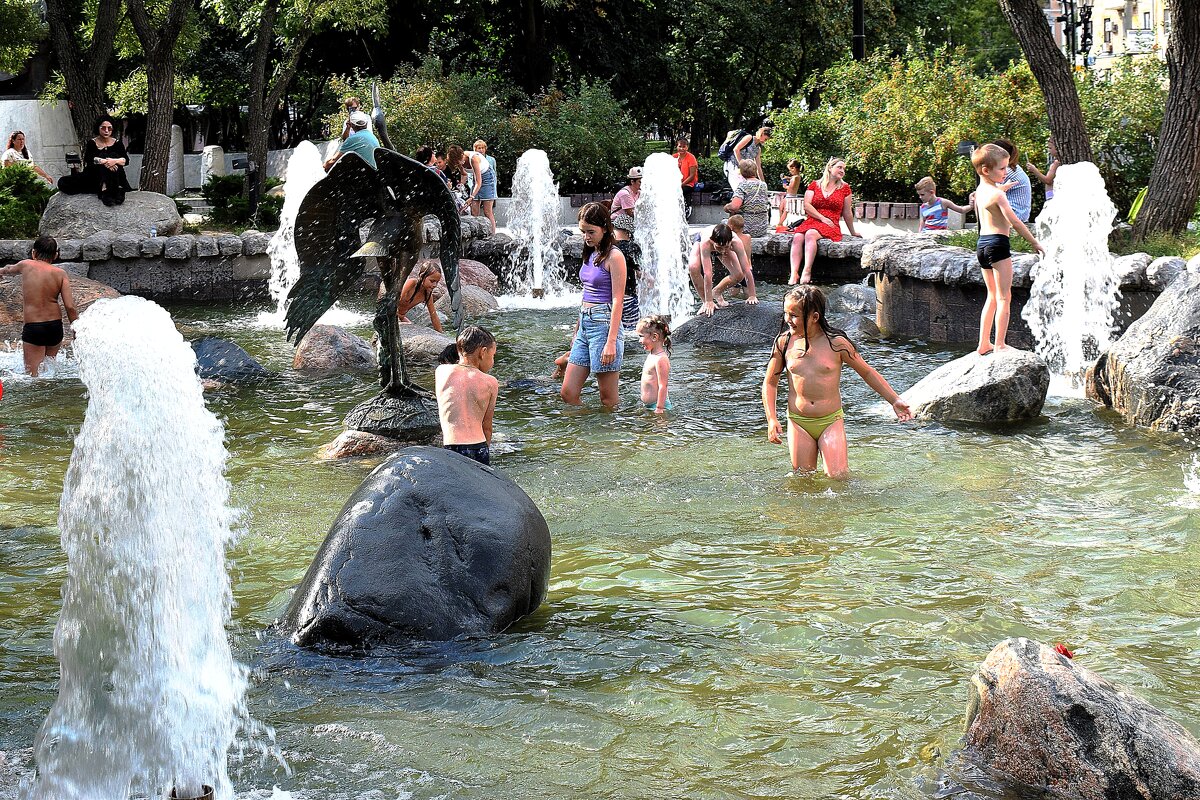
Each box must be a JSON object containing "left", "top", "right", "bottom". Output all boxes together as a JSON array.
[
  {"left": 293, "top": 324, "right": 375, "bottom": 374},
  {"left": 902, "top": 348, "right": 1049, "bottom": 422}
]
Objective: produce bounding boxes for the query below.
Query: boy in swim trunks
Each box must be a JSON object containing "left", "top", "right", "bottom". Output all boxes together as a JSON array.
[
  {"left": 435, "top": 325, "right": 499, "bottom": 466},
  {"left": 686, "top": 222, "right": 752, "bottom": 316},
  {"left": 0, "top": 236, "right": 78, "bottom": 377},
  {"left": 971, "top": 143, "right": 1044, "bottom": 355},
  {"left": 762, "top": 285, "right": 911, "bottom": 478}
]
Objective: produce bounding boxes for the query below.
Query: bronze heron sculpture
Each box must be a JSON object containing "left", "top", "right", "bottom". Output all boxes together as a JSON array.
[{"left": 284, "top": 147, "right": 463, "bottom": 399}]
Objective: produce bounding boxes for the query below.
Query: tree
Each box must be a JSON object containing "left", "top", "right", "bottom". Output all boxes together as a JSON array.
[
  {"left": 997, "top": 0, "right": 1092, "bottom": 163},
  {"left": 125, "top": 0, "right": 191, "bottom": 193},
  {"left": 1133, "top": 3, "right": 1200, "bottom": 238},
  {"left": 43, "top": 0, "right": 123, "bottom": 147},
  {"left": 0, "top": 0, "right": 45, "bottom": 77}
]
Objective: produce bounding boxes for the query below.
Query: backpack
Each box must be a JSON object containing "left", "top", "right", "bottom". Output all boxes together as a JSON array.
[{"left": 717, "top": 129, "right": 750, "bottom": 163}]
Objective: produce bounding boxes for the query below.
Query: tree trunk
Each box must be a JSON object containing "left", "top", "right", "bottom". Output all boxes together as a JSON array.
[
  {"left": 43, "top": 0, "right": 121, "bottom": 147},
  {"left": 1133, "top": 1, "right": 1200, "bottom": 238},
  {"left": 245, "top": 0, "right": 311, "bottom": 197},
  {"left": 126, "top": 0, "right": 190, "bottom": 194},
  {"left": 998, "top": 0, "right": 1092, "bottom": 164}
]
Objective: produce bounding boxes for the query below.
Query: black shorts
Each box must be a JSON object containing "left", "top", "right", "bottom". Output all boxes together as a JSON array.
[
  {"left": 445, "top": 441, "right": 490, "bottom": 466},
  {"left": 22, "top": 319, "right": 64, "bottom": 347},
  {"left": 977, "top": 234, "right": 1012, "bottom": 270}
]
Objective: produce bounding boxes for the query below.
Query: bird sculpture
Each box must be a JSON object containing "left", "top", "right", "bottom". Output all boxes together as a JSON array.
[{"left": 284, "top": 147, "right": 462, "bottom": 399}]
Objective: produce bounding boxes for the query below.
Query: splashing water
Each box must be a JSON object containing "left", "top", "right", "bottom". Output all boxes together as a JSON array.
[
  {"left": 506, "top": 150, "right": 568, "bottom": 300},
  {"left": 26, "top": 296, "right": 251, "bottom": 800},
  {"left": 634, "top": 153, "right": 693, "bottom": 322},
  {"left": 257, "top": 143, "right": 367, "bottom": 329},
  {"left": 1022, "top": 162, "right": 1122, "bottom": 392}
]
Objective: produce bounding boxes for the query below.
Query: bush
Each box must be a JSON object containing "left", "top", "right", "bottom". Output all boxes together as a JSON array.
[
  {"left": 696, "top": 156, "right": 727, "bottom": 188},
  {"left": 329, "top": 60, "right": 644, "bottom": 194},
  {"left": 201, "top": 174, "right": 283, "bottom": 229},
  {"left": 0, "top": 164, "right": 54, "bottom": 238}
]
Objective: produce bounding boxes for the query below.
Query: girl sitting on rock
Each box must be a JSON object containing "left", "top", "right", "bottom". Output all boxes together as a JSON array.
[{"left": 762, "top": 285, "right": 911, "bottom": 478}]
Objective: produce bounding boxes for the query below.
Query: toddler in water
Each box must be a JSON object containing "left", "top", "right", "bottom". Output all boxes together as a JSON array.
[
  {"left": 762, "top": 285, "right": 911, "bottom": 478},
  {"left": 637, "top": 315, "right": 672, "bottom": 413},
  {"left": 435, "top": 326, "right": 499, "bottom": 466}
]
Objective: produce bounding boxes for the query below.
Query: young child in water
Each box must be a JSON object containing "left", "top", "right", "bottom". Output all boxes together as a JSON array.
[
  {"left": 762, "top": 285, "right": 912, "bottom": 478},
  {"left": 637, "top": 315, "right": 672, "bottom": 413},
  {"left": 435, "top": 325, "right": 498, "bottom": 466},
  {"left": 396, "top": 261, "right": 443, "bottom": 332}
]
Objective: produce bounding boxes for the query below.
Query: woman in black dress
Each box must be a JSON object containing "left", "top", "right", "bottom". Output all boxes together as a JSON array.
[{"left": 59, "top": 118, "right": 132, "bottom": 205}]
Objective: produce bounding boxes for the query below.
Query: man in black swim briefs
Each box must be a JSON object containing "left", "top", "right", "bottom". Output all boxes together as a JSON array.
[{"left": 0, "top": 236, "right": 79, "bottom": 376}]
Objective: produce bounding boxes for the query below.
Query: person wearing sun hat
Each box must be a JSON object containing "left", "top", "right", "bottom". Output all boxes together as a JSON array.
[{"left": 611, "top": 166, "right": 642, "bottom": 241}]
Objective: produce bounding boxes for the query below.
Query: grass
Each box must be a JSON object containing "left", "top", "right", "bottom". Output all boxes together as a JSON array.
[{"left": 940, "top": 230, "right": 1035, "bottom": 254}]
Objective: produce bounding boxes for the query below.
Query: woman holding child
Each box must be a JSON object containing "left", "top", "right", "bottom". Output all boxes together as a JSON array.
[
  {"left": 560, "top": 202, "right": 627, "bottom": 410},
  {"left": 788, "top": 157, "right": 858, "bottom": 285}
]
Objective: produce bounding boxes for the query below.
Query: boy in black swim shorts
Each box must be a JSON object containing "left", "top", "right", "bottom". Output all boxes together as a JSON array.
[
  {"left": 969, "top": 144, "right": 1043, "bottom": 355},
  {"left": 0, "top": 236, "right": 78, "bottom": 376}
]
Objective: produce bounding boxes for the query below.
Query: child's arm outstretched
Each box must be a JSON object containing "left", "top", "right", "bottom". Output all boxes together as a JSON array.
[
  {"left": 838, "top": 338, "right": 912, "bottom": 421},
  {"left": 653, "top": 356, "right": 670, "bottom": 414},
  {"left": 761, "top": 336, "right": 787, "bottom": 443},
  {"left": 483, "top": 376, "right": 497, "bottom": 442},
  {"left": 999, "top": 195, "right": 1044, "bottom": 255},
  {"left": 940, "top": 196, "right": 972, "bottom": 215}
]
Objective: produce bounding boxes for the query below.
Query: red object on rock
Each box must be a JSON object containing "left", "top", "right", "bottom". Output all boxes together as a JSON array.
[{"left": 1054, "top": 643, "right": 1074, "bottom": 659}]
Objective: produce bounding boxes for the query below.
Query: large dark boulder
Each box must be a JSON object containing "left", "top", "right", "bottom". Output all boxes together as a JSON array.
[
  {"left": 673, "top": 301, "right": 783, "bottom": 346},
  {"left": 190, "top": 337, "right": 269, "bottom": 383},
  {"left": 961, "top": 638, "right": 1200, "bottom": 799},
  {"left": 902, "top": 348, "right": 1049, "bottom": 423},
  {"left": 283, "top": 446, "right": 552, "bottom": 649},
  {"left": 1087, "top": 271, "right": 1200, "bottom": 433}
]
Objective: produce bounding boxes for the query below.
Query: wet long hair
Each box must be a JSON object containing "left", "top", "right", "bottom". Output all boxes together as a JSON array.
[
  {"left": 6, "top": 131, "right": 29, "bottom": 159},
  {"left": 578, "top": 202, "right": 615, "bottom": 267},
  {"left": 637, "top": 315, "right": 672, "bottom": 355},
  {"left": 776, "top": 284, "right": 854, "bottom": 361},
  {"left": 400, "top": 260, "right": 442, "bottom": 308}
]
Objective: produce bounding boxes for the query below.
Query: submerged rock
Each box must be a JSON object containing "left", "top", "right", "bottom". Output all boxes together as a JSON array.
[
  {"left": 293, "top": 324, "right": 374, "bottom": 374},
  {"left": 962, "top": 638, "right": 1200, "bottom": 800},
  {"left": 283, "top": 446, "right": 551, "bottom": 648},
  {"left": 343, "top": 393, "right": 440, "bottom": 443},
  {"left": 398, "top": 324, "right": 455, "bottom": 367},
  {"left": 673, "top": 301, "right": 783, "bottom": 346},
  {"left": 435, "top": 283, "right": 499, "bottom": 318},
  {"left": 318, "top": 430, "right": 408, "bottom": 460},
  {"left": 1087, "top": 272, "right": 1200, "bottom": 433},
  {"left": 39, "top": 191, "right": 183, "bottom": 239},
  {"left": 190, "top": 337, "right": 269, "bottom": 383},
  {"left": 1, "top": 275, "right": 119, "bottom": 345},
  {"left": 826, "top": 283, "right": 877, "bottom": 315},
  {"left": 902, "top": 348, "right": 1048, "bottom": 422}
]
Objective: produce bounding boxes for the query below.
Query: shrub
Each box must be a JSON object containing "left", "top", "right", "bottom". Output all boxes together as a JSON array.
[
  {"left": 0, "top": 164, "right": 54, "bottom": 238},
  {"left": 201, "top": 174, "right": 283, "bottom": 229},
  {"left": 696, "top": 156, "right": 727, "bottom": 188}
]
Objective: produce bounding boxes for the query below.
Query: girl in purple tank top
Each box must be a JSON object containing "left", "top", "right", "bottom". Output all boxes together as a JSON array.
[{"left": 560, "top": 202, "right": 627, "bottom": 409}]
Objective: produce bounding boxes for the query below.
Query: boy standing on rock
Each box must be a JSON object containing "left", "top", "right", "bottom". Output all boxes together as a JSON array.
[
  {"left": 971, "top": 144, "right": 1043, "bottom": 355},
  {"left": 435, "top": 326, "right": 499, "bottom": 466},
  {"left": 0, "top": 236, "right": 78, "bottom": 376}
]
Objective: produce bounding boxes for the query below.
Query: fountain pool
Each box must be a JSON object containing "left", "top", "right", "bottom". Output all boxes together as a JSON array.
[{"left": 1, "top": 287, "right": 1198, "bottom": 798}]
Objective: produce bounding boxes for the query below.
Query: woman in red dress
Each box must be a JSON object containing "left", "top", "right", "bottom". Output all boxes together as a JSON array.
[{"left": 789, "top": 157, "right": 859, "bottom": 284}]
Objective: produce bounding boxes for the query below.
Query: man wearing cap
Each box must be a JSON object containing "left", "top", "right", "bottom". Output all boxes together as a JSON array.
[
  {"left": 324, "top": 111, "right": 380, "bottom": 171},
  {"left": 611, "top": 166, "right": 642, "bottom": 241}
]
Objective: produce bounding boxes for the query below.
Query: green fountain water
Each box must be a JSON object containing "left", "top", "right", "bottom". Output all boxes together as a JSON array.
[{"left": 1, "top": 288, "right": 1197, "bottom": 799}]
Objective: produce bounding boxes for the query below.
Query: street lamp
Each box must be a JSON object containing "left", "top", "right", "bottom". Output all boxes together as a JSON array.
[{"left": 853, "top": 0, "right": 865, "bottom": 60}]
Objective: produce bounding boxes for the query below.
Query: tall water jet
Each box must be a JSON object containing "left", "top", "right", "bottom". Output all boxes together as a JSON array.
[
  {"left": 26, "top": 296, "right": 248, "bottom": 800},
  {"left": 634, "top": 152, "right": 693, "bottom": 321},
  {"left": 507, "top": 149, "right": 566, "bottom": 298},
  {"left": 261, "top": 141, "right": 327, "bottom": 326},
  {"left": 1022, "top": 162, "right": 1121, "bottom": 391}
]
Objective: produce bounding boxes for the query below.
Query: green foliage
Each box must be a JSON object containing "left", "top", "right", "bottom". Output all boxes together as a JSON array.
[
  {"left": 0, "top": 0, "right": 45, "bottom": 76},
  {"left": 1109, "top": 227, "right": 1200, "bottom": 260},
  {"left": 696, "top": 156, "right": 727, "bottom": 188},
  {"left": 330, "top": 60, "right": 644, "bottom": 192},
  {"left": 201, "top": 174, "right": 283, "bottom": 228},
  {"left": 108, "top": 67, "right": 205, "bottom": 115},
  {"left": 941, "top": 230, "right": 1034, "bottom": 254},
  {"left": 0, "top": 165, "right": 55, "bottom": 239}
]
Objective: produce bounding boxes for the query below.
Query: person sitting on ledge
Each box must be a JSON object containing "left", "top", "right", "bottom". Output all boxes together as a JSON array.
[
  {"left": 787, "top": 156, "right": 858, "bottom": 285},
  {"left": 3, "top": 131, "right": 54, "bottom": 185},
  {"left": 57, "top": 118, "right": 130, "bottom": 205},
  {"left": 323, "top": 112, "right": 379, "bottom": 171}
]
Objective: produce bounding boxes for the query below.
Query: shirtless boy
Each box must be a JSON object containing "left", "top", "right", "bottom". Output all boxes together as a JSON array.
[
  {"left": 435, "top": 325, "right": 499, "bottom": 466},
  {"left": 0, "top": 236, "right": 78, "bottom": 376},
  {"left": 762, "top": 285, "right": 911, "bottom": 479},
  {"left": 971, "top": 143, "right": 1044, "bottom": 355},
  {"left": 686, "top": 222, "right": 752, "bottom": 316}
]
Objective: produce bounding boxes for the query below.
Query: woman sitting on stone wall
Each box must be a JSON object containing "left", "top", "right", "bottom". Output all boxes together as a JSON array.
[
  {"left": 3, "top": 131, "right": 55, "bottom": 184},
  {"left": 58, "top": 118, "right": 131, "bottom": 206}
]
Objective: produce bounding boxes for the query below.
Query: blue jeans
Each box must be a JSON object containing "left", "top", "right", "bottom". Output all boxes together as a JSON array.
[{"left": 568, "top": 305, "right": 624, "bottom": 373}]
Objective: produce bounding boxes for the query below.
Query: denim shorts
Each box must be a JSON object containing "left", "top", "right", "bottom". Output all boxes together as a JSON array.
[
  {"left": 476, "top": 169, "right": 498, "bottom": 201},
  {"left": 568, "top": 305, "right": 624, "bottom": 373}
]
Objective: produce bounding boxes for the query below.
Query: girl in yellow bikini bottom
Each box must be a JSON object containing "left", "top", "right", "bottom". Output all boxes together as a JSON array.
[{"left": 786, "top": 407, "right": 844, "bottom": 440}]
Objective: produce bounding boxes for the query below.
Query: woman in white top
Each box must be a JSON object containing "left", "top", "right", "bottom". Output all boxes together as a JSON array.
[
  {"left": 4, "top": 131, "right": 54, "bottom": 184},
  {"left": 467, "top": 140, "right": 497, "bottom": 234}
]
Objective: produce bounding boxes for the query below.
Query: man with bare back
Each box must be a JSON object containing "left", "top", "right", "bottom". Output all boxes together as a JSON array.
[{"left": 0, "top": 236, "right": 78, "bottom": 376}]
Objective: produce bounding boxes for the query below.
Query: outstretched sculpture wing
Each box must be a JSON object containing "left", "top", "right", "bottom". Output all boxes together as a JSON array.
[
  {"left": 285, "top": 153, "right": 381, "bottom": 345},
  {"left": 374, "top": 148, "right": 464, "bottom": 329}
]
